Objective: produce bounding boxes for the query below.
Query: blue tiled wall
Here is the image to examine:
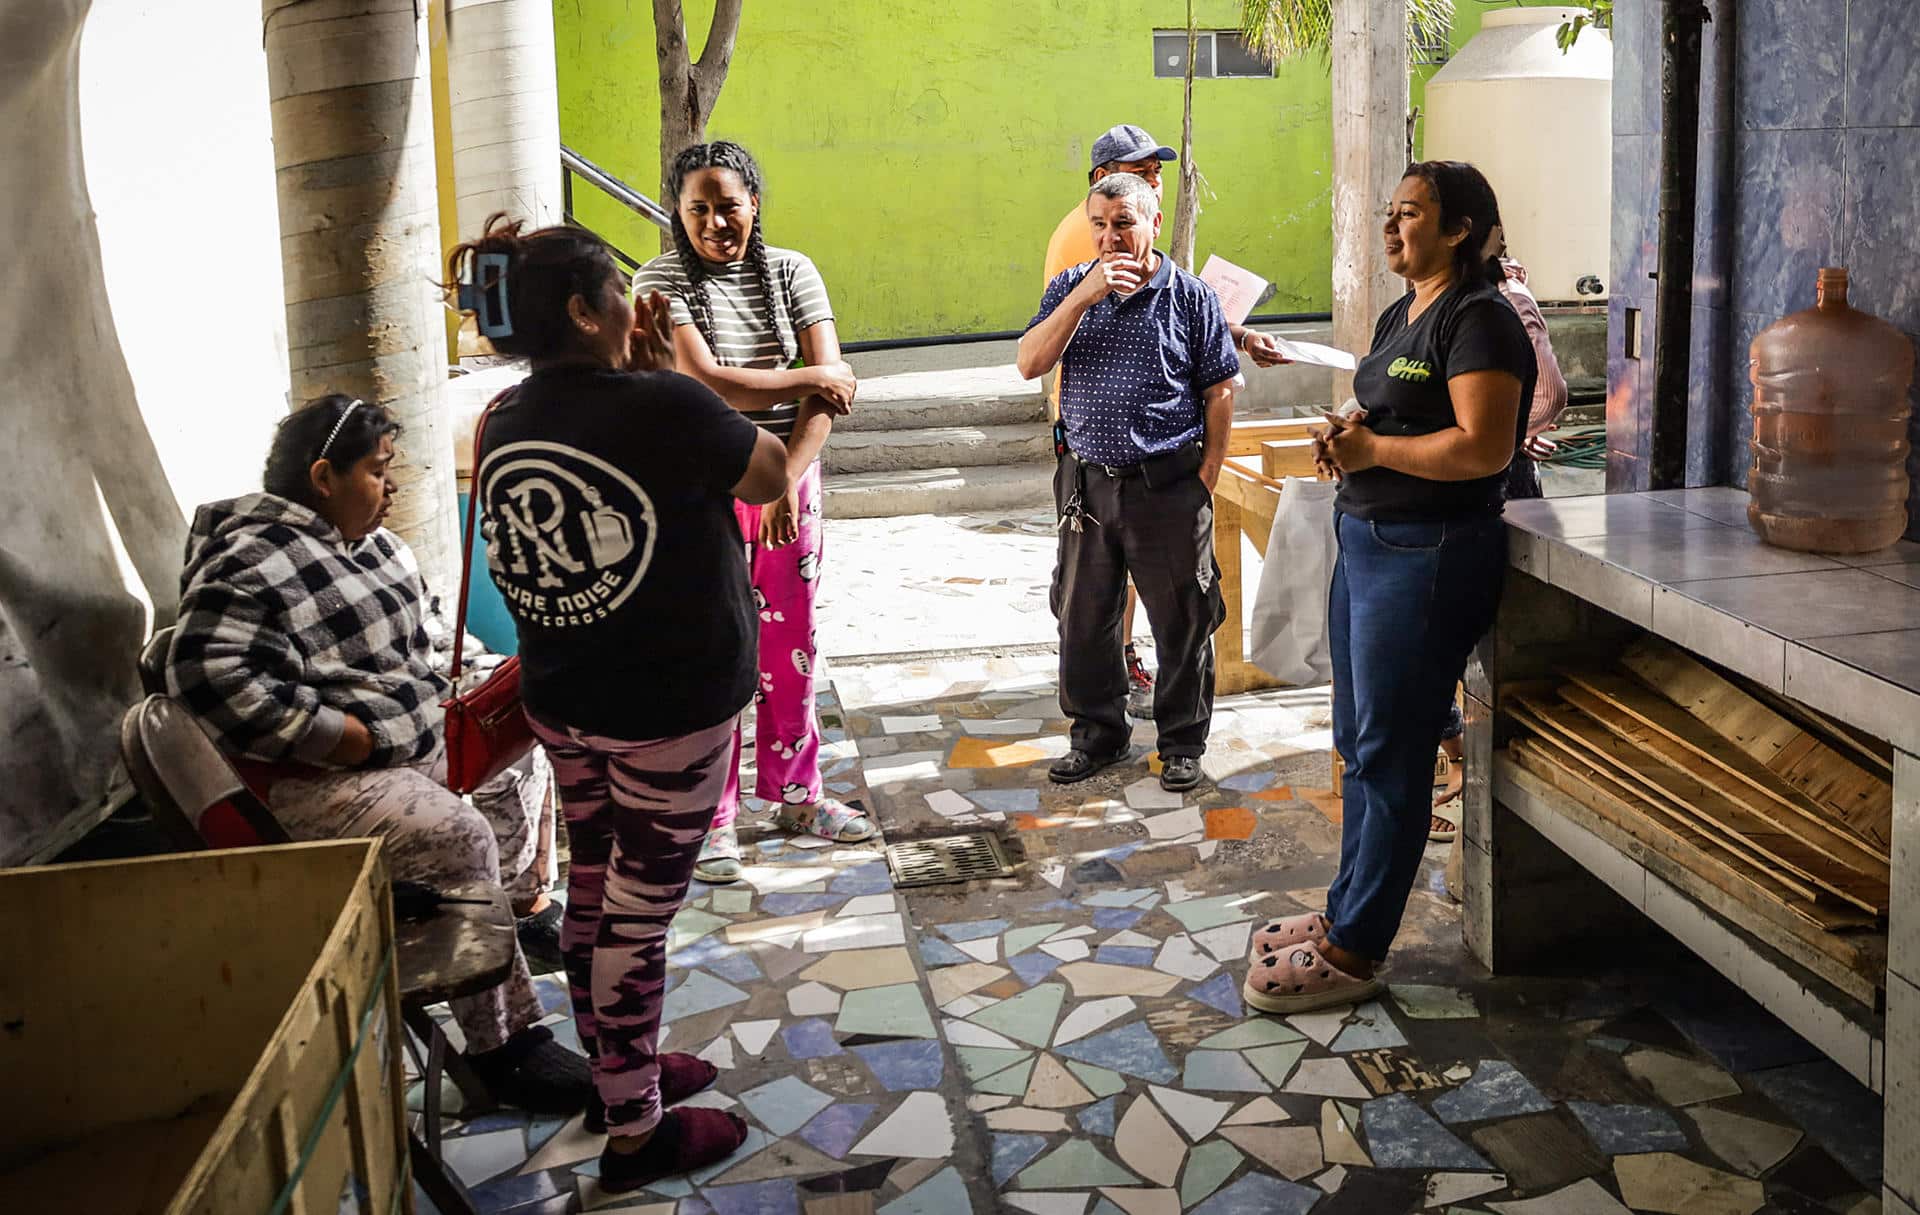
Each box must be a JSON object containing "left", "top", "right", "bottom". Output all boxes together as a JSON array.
[{"left": 1607, "top": 0, "right": 1920, "bottom": 537}]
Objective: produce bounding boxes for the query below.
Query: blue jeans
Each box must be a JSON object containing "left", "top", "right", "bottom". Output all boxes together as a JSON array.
[{"left": 1324, "top": 510, "right": 1507, "bottom": 959}]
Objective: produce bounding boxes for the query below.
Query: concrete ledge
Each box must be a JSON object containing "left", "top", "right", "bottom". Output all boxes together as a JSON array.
[
  {"left": 823, "top": 463, "right": 1055, "bottom": 520},
  {"left": 824, "top": 425, "right": 1053, "bottom": 475},
  {"left": 834, "top": 392, "right": 1048, "bottom": 435}
]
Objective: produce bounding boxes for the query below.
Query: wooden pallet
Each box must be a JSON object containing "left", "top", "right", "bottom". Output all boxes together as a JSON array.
[
  {"left": 1620, "top": 639, "right": 1892, "bottom": 851},
  {"left": 1560, "top": 670, "right": 1890, "bottom": 876},
  {"left": 1504, "top": 732, "right": 1870, "bottom": 932},
  {"left": 1510, "top": 699, "right": 1827, "bottom": 909},
  {"left": 1508, "top": 694, "right": 1887, "bottom": 915},
  {"left": 1504, "top": 743, "right": 1884, "bottom": 1004},
  {"left": 1740, "top": 676, "right": 1896, "bottom": 784}
]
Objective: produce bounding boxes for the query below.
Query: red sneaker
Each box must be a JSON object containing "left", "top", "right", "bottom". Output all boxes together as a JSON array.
[{"left": 1126, "top": 646, "right": 1154, "bottom": 718}]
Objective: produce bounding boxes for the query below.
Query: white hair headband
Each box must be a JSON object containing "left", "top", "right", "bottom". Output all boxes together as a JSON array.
[{"left": 317, "top": 399, "right": 364, "bottom": 461}]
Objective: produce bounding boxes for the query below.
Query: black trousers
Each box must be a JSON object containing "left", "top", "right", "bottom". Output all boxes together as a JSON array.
[{"left": 1050, "top": 456, "right": 1226, "bottom": 759}]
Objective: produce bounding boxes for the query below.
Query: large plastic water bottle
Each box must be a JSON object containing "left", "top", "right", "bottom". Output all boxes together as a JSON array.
[{"left": 1748, "top": 267, "right": 1914, "bottom": 553}]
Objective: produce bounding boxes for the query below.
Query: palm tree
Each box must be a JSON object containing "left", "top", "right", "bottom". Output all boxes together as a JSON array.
[
  {"left": 1168, "top": 0, "right": 1455, "bottom": 271},
  {"left": 1238, "top": 0, "right": 1454, "bottom": 66}
]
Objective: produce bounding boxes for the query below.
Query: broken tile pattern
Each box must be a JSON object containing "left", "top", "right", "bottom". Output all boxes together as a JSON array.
[{"left": 408, "top": 673, "right": 1881, "bottom": 1215}]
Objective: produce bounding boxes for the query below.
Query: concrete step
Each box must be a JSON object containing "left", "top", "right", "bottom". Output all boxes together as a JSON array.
[
  {"left": 835, "top": 391, "right": 1049, "bottom": 434},
  {"left": 823, "top": 463, "right": 1055, "bottom": 520},
  {"left": 838, "top": 364, "right": 1046, "bottom": 434},
  {"left": 824, "top": 423, "right": 1052, "bottom": 475}
]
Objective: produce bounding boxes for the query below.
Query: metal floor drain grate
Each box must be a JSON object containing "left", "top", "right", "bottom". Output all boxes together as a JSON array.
[{"left": 884, "top": 833, "right": 1014, "bottom": 888}]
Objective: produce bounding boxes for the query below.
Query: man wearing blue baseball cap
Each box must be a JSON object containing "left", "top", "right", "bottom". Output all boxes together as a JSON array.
[
  {"left": 1044, "top": 124, "right": 1289, "bottom": 366},
  {"left": 1041, "top": 124, "right": 1290, "bottom": 722}
]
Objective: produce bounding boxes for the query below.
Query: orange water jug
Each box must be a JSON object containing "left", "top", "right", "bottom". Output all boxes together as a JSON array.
[{"left": 1748, "top": 267, "right": 1914, "bottom": 553}]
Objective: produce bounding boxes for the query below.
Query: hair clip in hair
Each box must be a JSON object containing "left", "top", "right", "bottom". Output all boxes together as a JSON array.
[
  {"left": 317, "top": 399, "right": 364, "bottom": 461},
  {"left": 1481, "top": 223, "right": 1506, "bottom": 261},
  {"left": 458, "top": 251, "right": 515, "bottom": 339}
]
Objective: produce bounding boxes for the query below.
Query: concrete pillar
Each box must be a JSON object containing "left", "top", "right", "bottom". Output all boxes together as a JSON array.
[
  {"left": 1461, "top": 572, "right": 1652, "bottom": 971},
  {"left": 446, "top": 0, "right": 563, "bottom": 236},
  {"left": 1887, "top": 750, "right": 1920, "bottom": 1214},
  {"left": 262, "top": 0, "right": 459, "bottom": 600},
  {"left": 1329, "top": 0, "right": 1409, "bottom": 404}
]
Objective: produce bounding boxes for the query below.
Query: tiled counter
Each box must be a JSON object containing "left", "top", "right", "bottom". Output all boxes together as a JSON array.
[{"left": 1460, "top": 488, "right": 1919, "bottom": 1215}]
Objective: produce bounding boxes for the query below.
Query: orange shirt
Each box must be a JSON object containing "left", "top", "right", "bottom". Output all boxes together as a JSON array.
[{"left": 1042, "top": 203, "right": 1097, "bottom": 410}]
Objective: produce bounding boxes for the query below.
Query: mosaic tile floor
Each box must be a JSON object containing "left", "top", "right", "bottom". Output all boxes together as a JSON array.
[{"left": 412, "top": 663, "right": 1888, "bottom": 1215}]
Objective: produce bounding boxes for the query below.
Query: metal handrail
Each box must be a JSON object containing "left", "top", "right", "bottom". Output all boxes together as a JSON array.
[{"left": 560, "top": 144, "right": 670, "bottom": 271}]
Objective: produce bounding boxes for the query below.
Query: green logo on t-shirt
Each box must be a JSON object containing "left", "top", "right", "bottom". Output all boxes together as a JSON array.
[{"left": 1388, "top": 357, "right": 1433, "bottom": 382}]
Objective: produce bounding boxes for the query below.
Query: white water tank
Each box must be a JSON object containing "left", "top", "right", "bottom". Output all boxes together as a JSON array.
[{"left": 1424, "top": 6, "right": 1612, "bottom": 303}]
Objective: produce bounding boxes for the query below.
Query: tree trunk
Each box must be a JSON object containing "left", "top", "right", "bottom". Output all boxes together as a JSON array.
[
  {"left": 1170, "top": 1, "right": 1200, "bottom": 270},
  {"left": 1329, "top": 0, "right": 1409, "bottom": 406},
  {"left": 263, "top": 0, "right": 460, "bottom": 602},
  {"left": 653, "top": 0, "right": 745, "bottom": 252}
]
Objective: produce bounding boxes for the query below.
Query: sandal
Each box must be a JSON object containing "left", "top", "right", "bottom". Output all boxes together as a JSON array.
[
  {"left": 1247, "top": 912, "right": 1331, "bottom": 962},
  {"left": 1429, "top": 799, "right": 1460, "bottom": 843},
  {"left": 693, "top": 824, "right": 743, "bottom": 885},
  {"left": 1243, "top": 940, "right": 1383, "bottom": 1015},
  {"left": 775, "top": 796, "right": 875, "bottom": 843}
]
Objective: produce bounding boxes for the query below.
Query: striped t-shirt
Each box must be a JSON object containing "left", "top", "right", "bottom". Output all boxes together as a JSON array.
[{"left": 632, "top": 246, "right": 834, "bottom": 438}]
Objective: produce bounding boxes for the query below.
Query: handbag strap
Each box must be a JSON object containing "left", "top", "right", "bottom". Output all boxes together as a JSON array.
[{"left": 448, "top": 385, "right": 517, "bottom": 684}]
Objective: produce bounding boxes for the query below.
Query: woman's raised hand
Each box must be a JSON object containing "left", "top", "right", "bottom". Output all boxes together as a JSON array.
[
  {"left": 627, "top": 291, "right": 679, "bottom": 373},
  {"left": 811, "top": 361, "right": 859, "bottom": 415}
]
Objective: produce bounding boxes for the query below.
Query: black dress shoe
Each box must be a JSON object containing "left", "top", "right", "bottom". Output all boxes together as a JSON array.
[
  {"left": 1160, "top": 755, "right": 1203, "bottom": 792},
  {"left": 1048, "top": 747, "right": 1130, "bottom": 784}
]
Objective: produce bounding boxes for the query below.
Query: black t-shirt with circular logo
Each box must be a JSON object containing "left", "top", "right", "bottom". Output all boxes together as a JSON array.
[
  {"left": 477, "top": 366, "right": 759, "bottom": 740},
  {"left": 1336, "top": 281, "right": 1537, "bottom": 522}
]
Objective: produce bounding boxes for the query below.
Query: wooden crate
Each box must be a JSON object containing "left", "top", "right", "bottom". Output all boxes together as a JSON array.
[{"left": 0, "top": 841, "right": 408, "bottom": 1215}]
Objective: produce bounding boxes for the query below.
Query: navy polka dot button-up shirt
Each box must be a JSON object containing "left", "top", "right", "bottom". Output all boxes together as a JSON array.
[{"left": 1026, "top": 253, "right": 1241, "bottom": 467}]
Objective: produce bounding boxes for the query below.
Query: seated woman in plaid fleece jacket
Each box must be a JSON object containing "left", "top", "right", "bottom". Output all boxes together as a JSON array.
[{"left": 167, "top": 394, "right": 591, "bottom": 1116}]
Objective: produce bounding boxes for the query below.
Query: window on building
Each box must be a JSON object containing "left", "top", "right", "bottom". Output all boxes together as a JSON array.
[
  {"left": 1152, "top": 30, "right": 1274, "bottom": 79},
  {"left": 1414, "top": 20, "right": 1453, "bottom": 66}
]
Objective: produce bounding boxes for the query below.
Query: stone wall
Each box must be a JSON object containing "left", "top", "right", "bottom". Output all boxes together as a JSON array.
[{"left": 1606, "top": 0, "right": 1920, "bottom": 540}]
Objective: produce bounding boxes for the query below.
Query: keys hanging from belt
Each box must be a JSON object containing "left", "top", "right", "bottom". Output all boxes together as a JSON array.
[
  {"left": 1058, "top": 450, "right": 1098, "bottom": 533},
  {"left": 1060, "top": 491, "right": 1098, "bottom": 533}
]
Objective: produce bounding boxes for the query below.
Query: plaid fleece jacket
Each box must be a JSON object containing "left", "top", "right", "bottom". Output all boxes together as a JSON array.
[{"left": 168, "top": 492, "right": 450, "bottom": 767}]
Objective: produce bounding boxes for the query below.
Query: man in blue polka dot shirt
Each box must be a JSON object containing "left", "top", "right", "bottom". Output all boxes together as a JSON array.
[{"left": 1016, "top": 171, "right": 1241, "bottom": 793}]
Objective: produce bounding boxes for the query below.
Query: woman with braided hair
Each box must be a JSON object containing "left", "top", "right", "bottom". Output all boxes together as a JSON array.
[{"left": 633, "top": 140, "right": 870, "bottom": 883}]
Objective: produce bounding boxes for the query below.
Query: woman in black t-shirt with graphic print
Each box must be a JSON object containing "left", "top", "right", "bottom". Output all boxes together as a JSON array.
[
  {"left": 449, "top": 215, "right": 788, "bottom": 1190},
  {"left": 1242, "top": 162, "right": 1534, "bottom": 1018}
]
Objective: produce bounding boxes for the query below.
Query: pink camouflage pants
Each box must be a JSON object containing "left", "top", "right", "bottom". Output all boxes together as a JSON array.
[
  {"left": 526, "top": 711, "right": 734, "bottom": 1137},
  {"left": 712, "top": 460, "right": 824, "bottom": 832}
]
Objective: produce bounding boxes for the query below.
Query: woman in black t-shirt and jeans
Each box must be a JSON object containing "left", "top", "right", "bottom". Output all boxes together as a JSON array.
[
  {"left": 449, "top": 216, "right": 787, "bottom": 1188},
  {"left": 1242, "top": 162, "right": 1535, "bottom": 1015}
]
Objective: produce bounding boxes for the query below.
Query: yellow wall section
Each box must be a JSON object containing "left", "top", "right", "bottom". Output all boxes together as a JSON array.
[
  {"left": 429, "top": 0, "right": 462, "bottom": 361},
  {"left": 555, "top": 1, "right": 1349, "bottom": 341},
  {"left": 551, "top": 2, "right": 1506, "bottom": 341}
]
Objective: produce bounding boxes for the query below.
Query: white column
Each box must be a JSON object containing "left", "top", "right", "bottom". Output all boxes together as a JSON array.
[
  {"left": 447, "top": 0, "right": 564, "bottom": 235},
  {"left": 263, "top": 0, "right": 459, "bottom": 600},
  {"left": 1329, "top": 0, "right": 1409, "bottom": 404}
]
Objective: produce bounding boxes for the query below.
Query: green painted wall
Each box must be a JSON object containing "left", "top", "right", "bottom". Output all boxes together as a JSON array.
[{"left": 554, "top": 2, "right": 1484, "bottom": 342}]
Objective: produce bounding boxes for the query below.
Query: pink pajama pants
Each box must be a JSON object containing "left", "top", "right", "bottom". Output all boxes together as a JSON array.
[{"left": 711, "top": 460, "right": 824, "bottom": 831}]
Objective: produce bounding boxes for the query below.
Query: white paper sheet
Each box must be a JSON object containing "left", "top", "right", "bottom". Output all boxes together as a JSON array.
[
  {"left": 1197, "top": 255, "right": 1269, "bottom": 326},
  {"left": 1268, "top": 337, "right": 1358, "bottom": 371}
]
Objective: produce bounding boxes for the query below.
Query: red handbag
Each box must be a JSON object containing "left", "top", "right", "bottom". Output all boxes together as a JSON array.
[{"left": 441, "top": 388, "right": 536, "bottom": 794}]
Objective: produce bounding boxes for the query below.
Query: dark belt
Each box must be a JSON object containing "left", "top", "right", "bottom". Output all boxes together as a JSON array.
[{"left": 1070, "top": 452, "right": 1144, "bottom": 479}]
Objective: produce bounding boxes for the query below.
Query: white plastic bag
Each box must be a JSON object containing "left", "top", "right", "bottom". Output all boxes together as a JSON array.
[{"left": 1248, "top": 477, "right": 1339, "bottom": 685}]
